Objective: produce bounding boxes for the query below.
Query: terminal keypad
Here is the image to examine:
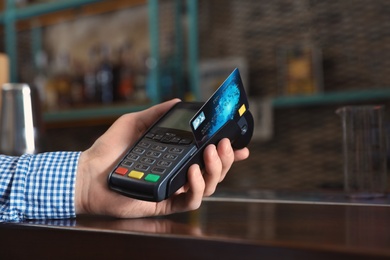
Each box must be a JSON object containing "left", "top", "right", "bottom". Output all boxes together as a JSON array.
[{"left": 114, "top": 129, "right": 194, "bottom": 184}]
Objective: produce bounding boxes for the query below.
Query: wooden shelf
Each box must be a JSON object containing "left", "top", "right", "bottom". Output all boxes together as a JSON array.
[
  {"left": 43, "top": 88, "right": 390, "bottom": 128},
  {"left": 25, "top": 0, "right": 145, "bottom": 30},
  {"left": 0, "top": 0, "right": 146, "bottom": 31},
  {"left": 272, "top": 88, "right": 390, "bottom": 108},
  {"left": 43, "top": 101, "right": 152, "bottom": 128}
]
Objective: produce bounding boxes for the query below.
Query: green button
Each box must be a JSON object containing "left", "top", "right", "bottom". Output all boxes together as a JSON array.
[{"left": 145, "top": 174, "right": 160, "bottom": 183}]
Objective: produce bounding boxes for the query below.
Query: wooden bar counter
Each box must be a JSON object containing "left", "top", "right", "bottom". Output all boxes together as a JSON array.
[{"left": 1, "top": 194, "right": 390, "bottom": 259}]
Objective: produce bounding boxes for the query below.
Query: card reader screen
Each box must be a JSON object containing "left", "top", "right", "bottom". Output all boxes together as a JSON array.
[{"left": 158, "top": 108, "right": 195, "bottom": 132}]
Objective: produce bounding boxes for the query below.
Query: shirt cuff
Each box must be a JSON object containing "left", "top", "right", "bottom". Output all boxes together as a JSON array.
[{"left": 23, "top": 151, "right": 81, "bottom": 220}]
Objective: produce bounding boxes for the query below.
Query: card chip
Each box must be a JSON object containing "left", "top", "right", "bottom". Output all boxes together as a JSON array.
[{"left": 238, "top": 104, "right": 246, "bottom": 116}]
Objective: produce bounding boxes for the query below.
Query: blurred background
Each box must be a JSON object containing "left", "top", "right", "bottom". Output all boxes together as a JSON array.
[{"left": 1, "top": 0, "right": 390, "bottom": 194}]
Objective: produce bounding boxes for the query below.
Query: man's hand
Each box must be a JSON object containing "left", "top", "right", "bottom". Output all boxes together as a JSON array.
[{"left": 75, "top": 99, "right": 249, "bottom": 218}]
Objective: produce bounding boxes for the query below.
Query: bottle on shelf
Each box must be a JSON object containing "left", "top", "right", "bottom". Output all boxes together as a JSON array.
[
  {"left": 84, "top": 46, "right": 99, "bottom": 104},
  {"left": 117, "top": 42, "right": 136, "bottom": 101},
  {"left": 33, "top": 50, "right": 48, "bottom": 108},
  {"left": 69, "top": 59, "right": 85, "bottom": 107},
  {"left": 96, "top": 45, "right": 114, "bottom": 104},
  {"left": 44, "top": 52, "right": 73, "bottom": 110}
]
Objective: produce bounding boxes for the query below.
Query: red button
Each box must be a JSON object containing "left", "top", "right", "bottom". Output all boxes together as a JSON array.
[{"left": 115, "top": 167, "right": 128, "bottom": 175}]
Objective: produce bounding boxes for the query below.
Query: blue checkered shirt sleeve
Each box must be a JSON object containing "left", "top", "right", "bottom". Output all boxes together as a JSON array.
[{"left": 0, "top": 151, "right": 81, "bottom": 222}]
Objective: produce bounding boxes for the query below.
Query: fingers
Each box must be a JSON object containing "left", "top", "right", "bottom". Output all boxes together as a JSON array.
[
  {"left": 202, "top": 144, "right": 221, "bottom": 196},
  {"left": 185, "top": 164, "right": 205, "bottom": 209},
  {"left": 170, "top": 164, "right": 205, "bottom": 213},
  {"left": 233, "top": 147, "right": 250, "bottom": 162},
  {"left": 216, "top": 139, "right": 235, "bottom": 178},
  {"left": 202, "top": 138, "right": 235, "bottom": 196},
  {"left": 171, "top": 139, "right": 242, "bottom": 212}
]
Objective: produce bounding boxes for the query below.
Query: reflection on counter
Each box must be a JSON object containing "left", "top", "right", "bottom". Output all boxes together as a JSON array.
[
  {"left": 211, "top": 188, "right": 390, "bottom": 207},
  {"left": 13, "top": 200, "right": 390, "bottom": 259}
]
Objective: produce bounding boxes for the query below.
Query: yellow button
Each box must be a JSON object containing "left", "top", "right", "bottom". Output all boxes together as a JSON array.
[
  {"left": 128, "top": 170, "right": 144, "bottom": 179},
  {"left": 238, "top": 104, "right": 246, "bottom": 116}
]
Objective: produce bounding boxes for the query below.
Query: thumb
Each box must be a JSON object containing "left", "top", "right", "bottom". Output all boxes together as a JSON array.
[{"left": 131, "top": 98, "right": 181, "bottom": 132}]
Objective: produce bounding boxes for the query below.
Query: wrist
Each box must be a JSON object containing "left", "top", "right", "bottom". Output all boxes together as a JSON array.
[{"left": 75, "top": 151, "right": 89, "bottom": 215}]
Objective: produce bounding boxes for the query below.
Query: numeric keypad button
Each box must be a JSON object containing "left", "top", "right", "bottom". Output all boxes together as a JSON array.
[
  {"left": 151, "top": 167, "right": 166, "bottom": 174},
  {"left": 152, "top": 145, "right": 167, "bottom": 152},
  {"left": 145, "top": 133, "right": 155, "bottom": 139},
  {"left": 133, "top": 148, "right": 145, "bottom": 155},
  {"left": 122, "top": 160, "right": 134, "bottom": 167},
  {"left": 163, "top": 154, "right": 178, "bottom": 160},
  {"left": 157, "top": 161, "right": 172, "bottom": 167},
  {"left": 127, "top": 154, "right": 140, "bottom": 161},
  {"left": 135, "top": 164, "right": 150, "bottom": 171},
  {"left": 141, "top": 157, "right": 156, "bottom": 165},
  {"left": 179, "top": 138, "right": 192, "bottom": 145},
  {"left": 169, "top": 147, "right": 184, "bottom": 154},
  {"left": 138, "top": 141, "right": 151, "bottom": 148},
  {"left": 146, "top": 151, "right": 162, "bottom": 158},
  {"left": 169, "top": 137, "right": 181, "bottom": 144},
  {"left": 153, "top": 134, "right": 164, "bottom": 141},
  {"left": 160, "top": 136, "right": 172, "bottom": 143}
]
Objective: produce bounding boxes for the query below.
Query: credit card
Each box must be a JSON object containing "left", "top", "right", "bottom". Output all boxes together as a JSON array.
[{"left": 190, "top": 68, "right": 249, "bottom": 147}]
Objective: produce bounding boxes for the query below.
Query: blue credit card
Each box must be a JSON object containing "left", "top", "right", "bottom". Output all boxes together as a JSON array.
[{"left": 190, "top": 68, "right": 249, "bottom": 147}]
